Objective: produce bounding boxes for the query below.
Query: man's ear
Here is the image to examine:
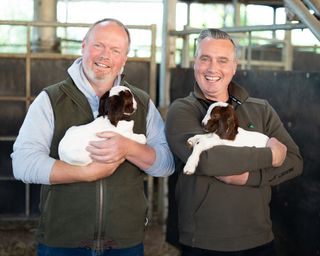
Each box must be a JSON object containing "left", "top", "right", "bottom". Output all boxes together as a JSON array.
[
  {"left": 233, "top": 59, "right": 238, "bottom": 75},
  {"left": 81, "top": 39, "right": 86, "bottom": 55}
]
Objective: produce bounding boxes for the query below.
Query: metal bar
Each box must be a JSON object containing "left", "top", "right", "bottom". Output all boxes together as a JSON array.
[
  {"left": 0, "top": 136, "right": 16, "bottom": 141},
  {"left": 147, "top": 176, "right": 154, "bottom": 221},
  {"left": 0, "top": 20, "right": 154, "bottom": 30},
  {"left": 0, "top": 177, "right": 16, "bottom": 181},
  {"left": 149, "top": 24, "right": 157, "bottom": 103},
  {"left": 169, "top": 23, "right": 307, "bottom": 37},
  {"left": 181, "top": 25, "right": 190, "bottom": 68},
  {"left": 25, "top": 25, "right": 31, "bottom": 218},
  {"left": 0, "top": 96, "right": 28, "bottom": 101},
  {"left": 0, "top": 52, "right": 152, "bottom": 63},
  {"left": 283, "top": 30, "right": 293, "bottom": 71},
  {"left": 303, "top": 0, "right": 320, "bottom": 17},
  {"left": 147, "top": 24, "right": 157, "bottom": 221},
  {"left": 160, "top": 0, "right": 176, "bottom": 108},
  {"left": 247, "top": 31, "right": 252, "bottom": 70},
  {"left": 26, "top": 25, "right": 31, "bottom": 106},
  {"left": 237, "top": 60, "right": 287, "bottom": 67},
  {"left": 284, "top": 0, "right": 320, "bottom": 41}
]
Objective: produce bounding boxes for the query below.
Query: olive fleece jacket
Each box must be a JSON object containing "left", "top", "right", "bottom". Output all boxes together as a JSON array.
[
  {"left": 37, "top": 77, "right": 149, "bottom": 250},
  {"left": 165, "top": 81, "right": 303, "bottom": 251}
]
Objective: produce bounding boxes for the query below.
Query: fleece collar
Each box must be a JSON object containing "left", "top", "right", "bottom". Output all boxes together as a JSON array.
[
  {"left": 193, "top": 80, "right": 249, "bottom": 108},
  {"left": 67, "top": 57, "right": 124, "bottom": 118}
]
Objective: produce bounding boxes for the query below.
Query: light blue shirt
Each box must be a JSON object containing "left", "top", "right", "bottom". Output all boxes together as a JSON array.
[{"left": 11, "top": 58, "right": 174, "bottom": 184}]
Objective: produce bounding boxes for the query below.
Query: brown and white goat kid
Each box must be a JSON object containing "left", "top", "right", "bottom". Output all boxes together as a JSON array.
[
  {"left": 58, "top": 86, "right": 146, "bottom": 166},
  {"left": 183, "top": 102, "right": 269, "bottom": 175}
]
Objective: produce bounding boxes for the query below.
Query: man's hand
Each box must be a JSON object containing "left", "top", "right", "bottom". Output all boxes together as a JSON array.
[
  {"left": 50, "top": 158, "right": 124, "bottom": 184},
  {"left": 215, "top": 172, "right": 249, "bottom": 185},
  {"left": 86, "top": 131, "right": 129, "bottom": 164},
  {"left": 267, "top": 137, "right": 287, "bottom": 167},
  {"left": 81, "top": 159, "right": 125, "bottom": 182},
  {"left": 87, "top": 131, "right": 156, "bottom": 170}
]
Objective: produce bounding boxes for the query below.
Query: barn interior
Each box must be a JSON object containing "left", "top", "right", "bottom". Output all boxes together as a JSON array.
[{"left": 0, "top": 0, "right": 319, "bottom": 255}]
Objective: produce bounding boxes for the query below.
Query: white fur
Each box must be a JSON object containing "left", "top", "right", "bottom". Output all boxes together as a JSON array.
[
  {"left": 109, "top": 86, "right": 138, "bottom": 112},
  {"left": 58, "top": 117, "right": 146, "bottom": 166},
  {"left": 58, "top": 86, "right": 145, "bottom": 166},
  {"left": 109, "top": 85, "right": 127, "bottom": 97},
  {"left": 202, "top": 102, "right": 229, "bottom": 126},
  {"left": 184, "top": 113, "right": 269, "bottom": 175}
]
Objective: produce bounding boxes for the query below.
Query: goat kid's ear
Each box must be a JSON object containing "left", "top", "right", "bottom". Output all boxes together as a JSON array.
[
  {"left": 203, "top": 119, "right": 218, "bottom": 133},
  {"left": 107, "top": 95, "right": 125, "bottom": 126}
]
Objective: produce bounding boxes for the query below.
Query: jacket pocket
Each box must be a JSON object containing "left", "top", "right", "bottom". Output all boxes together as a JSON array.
[
  {"left": 193, "top": 180, "right": 271, "bottom": 238},
  {"left": 37, "top": 183, "right": 97, "bottom": 246}
]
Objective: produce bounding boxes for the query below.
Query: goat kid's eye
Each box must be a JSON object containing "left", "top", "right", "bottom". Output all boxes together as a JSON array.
[{"left": 227, "top": 118, "right": 234, "bottom": 124}]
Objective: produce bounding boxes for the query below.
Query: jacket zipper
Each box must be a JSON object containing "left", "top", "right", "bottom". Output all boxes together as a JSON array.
[{"left": 95, "top": 179, "right": 104, "bottom": 251}]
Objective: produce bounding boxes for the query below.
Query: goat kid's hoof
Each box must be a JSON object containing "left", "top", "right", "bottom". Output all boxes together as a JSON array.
[
  {"left": 183, "top": 168, "right": 195, "bottom": 175},
  {"left": 187, "top": 138, "right": 196, "bottom": 147}
]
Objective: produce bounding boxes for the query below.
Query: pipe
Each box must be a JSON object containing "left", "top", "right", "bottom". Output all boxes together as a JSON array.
[
  {"left": 169, "top": 23, "right": 307, "bottom": 37},
  {"left": 284, "top": 0, "right": 320, "bottom": 41},
  {"left": 303, "top": 0, "right": 320, "bottom": 17}
]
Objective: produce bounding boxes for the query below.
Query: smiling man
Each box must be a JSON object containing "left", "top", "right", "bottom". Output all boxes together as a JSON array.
[
  {"left": 11, "top": 18, "right": 174, "bottom": 256},
  {"left": 165, "top": 28, "right": 303, "bottom": 256}
]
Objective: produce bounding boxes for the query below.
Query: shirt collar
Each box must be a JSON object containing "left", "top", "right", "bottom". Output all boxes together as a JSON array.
[{"left": 68, "top": 57, "right": 124, "bottom": 117}]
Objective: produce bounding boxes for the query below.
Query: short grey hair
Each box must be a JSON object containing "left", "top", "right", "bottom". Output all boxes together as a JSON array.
[{"left": 195, "top": 28, "right": 237, "bottom": 57}]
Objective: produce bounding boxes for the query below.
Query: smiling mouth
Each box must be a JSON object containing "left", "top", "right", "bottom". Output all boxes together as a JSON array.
[
  {"left": 205, "top": 75, "right": 221, "bottom": 82},
  {"left": 95, "top": 62, "right": 111, "bottom": 69}
]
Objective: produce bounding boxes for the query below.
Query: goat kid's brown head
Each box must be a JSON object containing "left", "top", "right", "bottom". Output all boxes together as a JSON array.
[
  {"left": 99, "top": 86, "right": 137, "bottom": 126},
  {"left": 202, "top": 102, "right": 239, "bottom": 140}
]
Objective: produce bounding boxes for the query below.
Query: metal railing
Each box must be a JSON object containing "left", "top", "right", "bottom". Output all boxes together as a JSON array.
[{"left": 170, "top": 22, "right": 310, "bottom": 71}]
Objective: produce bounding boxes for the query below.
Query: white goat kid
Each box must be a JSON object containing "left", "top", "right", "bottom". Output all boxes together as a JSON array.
[
  {"left": 58, "top": 86, "right": 146, "bottom": 166},
  {"left": 184, "top": 102, "right": 269, "bottom": 175}
]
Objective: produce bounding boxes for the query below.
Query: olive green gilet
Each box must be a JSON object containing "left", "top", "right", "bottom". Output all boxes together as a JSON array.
[{"left": 37, "top": 77, "right": 150, "bottom": 250}]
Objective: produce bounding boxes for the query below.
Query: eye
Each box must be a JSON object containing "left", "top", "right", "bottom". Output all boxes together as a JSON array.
[
  {"left": 217, "top": 58, "right": 228, "bottom": 64},
  {"left": 94, "top": 43, "right": 102, "bottom": 49},
  {"left": 213, "top": 114, "right": 220, "bottom": 119},
  {"left": 200, "top": 56, "right": 210, "bottom": 62},
  {"left": 227, "top": 117, "right": 234, "bottom": 125},
  {"left": 112, "top": 48, "right": 121, "bottom": 55}
]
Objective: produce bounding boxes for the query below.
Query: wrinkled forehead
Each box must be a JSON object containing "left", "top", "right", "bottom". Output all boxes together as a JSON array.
[
  {"left": 86, "top": 21, "right": 130, "bottom": 52},
  {"left": 196, "top": 38, "right": 237, "bottom": 59}
]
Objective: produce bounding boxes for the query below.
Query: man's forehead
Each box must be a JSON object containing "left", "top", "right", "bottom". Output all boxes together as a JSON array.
[
  {"left": 198, "top": 39, "right": 235, "bottom": 56},
  {"left": 89, "top": 24, "right": 128, "bottom": 44},
  {"left": 200, "top": 38, "right": 234, "bottom": 47}
]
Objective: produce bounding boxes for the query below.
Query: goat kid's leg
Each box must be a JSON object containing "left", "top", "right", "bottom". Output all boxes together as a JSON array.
[
  {"left": 183, "top": 145, "right": 203, "bottom": 175},
  {"left": 187, "top": 134, "right": 206, "bottom": 147},
  {"left": 184, "top": 136, "right": 223, "bottom": 175}
]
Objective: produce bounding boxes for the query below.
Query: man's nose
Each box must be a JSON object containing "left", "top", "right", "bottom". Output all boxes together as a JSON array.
[
  {"left": 208, "top": 60, "right": 218, "bottom": 71},
  {"left": 101, "top": 47, "right": 111, "bottom": 58}
]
